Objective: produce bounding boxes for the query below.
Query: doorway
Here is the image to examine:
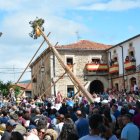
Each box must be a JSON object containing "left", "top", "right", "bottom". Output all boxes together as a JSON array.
[
  {"left": 90, "top": 80, "right": 104, "bottom": 94},
  {"left": 130, "top": 77, "right": 136, "bottom": 91}
]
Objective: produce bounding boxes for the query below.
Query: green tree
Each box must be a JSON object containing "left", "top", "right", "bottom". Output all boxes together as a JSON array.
[
  {"left": 14, "top": 86, "right": 21, "bottom": 97},
  {"left": 0, "top": 81, "right": 12, "bottom": 96}
]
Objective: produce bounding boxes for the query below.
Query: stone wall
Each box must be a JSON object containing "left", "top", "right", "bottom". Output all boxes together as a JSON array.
[{"left": 52, "top": 49, "right": 108, "bottom": 97}]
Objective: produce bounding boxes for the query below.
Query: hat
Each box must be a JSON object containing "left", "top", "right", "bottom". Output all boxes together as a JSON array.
[
  {"left": 6, "top": 119, "right": 17, "bottom": 127},
  {"left": 11, "top": 113, "right": 18, "bottom": 120},
  {"left": 0, "top": 123, "right": 6, "bottom": 131},
  {"left": 14, "top": 124, "right": 26, "bottom": 134},
  {"left": 101, "top": 100, "right": 108, "bottom": 104},
  {"left": 28, "top": 125, "right": 36, "bottom": 131}
]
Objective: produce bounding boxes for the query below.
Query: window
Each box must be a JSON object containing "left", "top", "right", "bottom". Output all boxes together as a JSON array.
[
  {"left": 91, "top": 58, "right": 100, "bottom": 64},
  {"left": 113, "top": 50, "right": 116, "bottom": 54},
  {"left": 66, "top": 57, "right": 73, "bottom": 71},
  {"left": 67, "top": 86, "right": 74, "bottom": 98},
  {"left": 129, "top": 42, "right": 133, "bottom": 47},
  {"left": 130, "top": 51, "right": 134, "bottom": 56},
  {"left": 67, "top": 57, "right": 73, "bottom": 65},
  {"left": 129, "top": 51, "right": 136, "bottom": 62},
  {"left": 115, "top": 83, "right": 119, "bottom": 91}
]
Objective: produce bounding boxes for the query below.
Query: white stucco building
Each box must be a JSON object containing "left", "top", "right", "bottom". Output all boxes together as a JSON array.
[{"left": 107, "top": 34, "right": 140, "bottom": 92}]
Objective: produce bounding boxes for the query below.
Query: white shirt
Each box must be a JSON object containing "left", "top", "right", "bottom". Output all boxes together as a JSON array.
[
  {"left": 134, "top": 84, "right": 138, "bottom": 91},
  {"left": 26, "top": 133, "right": 39, "bottom": 140},
  {"left": 55, "top": 122, "right": 64, "bottom": 134}
]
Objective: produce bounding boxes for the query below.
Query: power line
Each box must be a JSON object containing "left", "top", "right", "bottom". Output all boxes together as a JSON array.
[
  {"left": 0, "top": 71, "right": 31, "bottom": 74},
  {"left": 0, "top": 68, "right": 30, "bottom": 69}
]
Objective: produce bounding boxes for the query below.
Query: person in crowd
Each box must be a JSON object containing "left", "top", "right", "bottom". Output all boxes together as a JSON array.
[
  {"left": 79, "top": 114, "right": 104, "bottom": 140},
  {"left": 1, "top": 86, "right": 140, "bottom": 140},
  {"left": 104, "top": 126, "right": 118, "bottom": 140},
  {"left": 38, "top": 128, "right": 45, "bottom": 140},
  {"left": 54, "top": 114, "right": 64, "bottom": 135},
  {"left": 23, "top": 112, "right": 31, "bottom": 128},
  {"left": 115, "top": 115, "right": 124, "bottom": 139},
  {"left": 0, "top": 110, "right": 10, "bottom": 124},
  {"left": 111, "top": 104, "right": 120, "bottom": 119},
  {"left": 43, "top": 129, "right": 58, "bottom": 140},
  {"left": 75, "top": 110, "right": 89, "bottom": 138},
  {"left": 133, "top": 101, "right": 140, "bottom": 127},
  {"left": 31, "top": 108, "right": 41, "bottom": 125},
  {"left": 58, "top": 118, "right": 78, "bottom": 140},
  {"left": 125, "top": 56, "right": 129, "bottom": 62},
  {"left": 26, "top": 128, "right": 40, "bottom": 140},
  {"left": 11, "top": 113, "right": 26, "bottom": 135},
  {"left": 121, "top": 114, "right": 139, "bottom": 140},
  {"left": 56, "top": 91, "right": 63, "bottom": 104},
  {"left": 58, "top": 102, "right": 67, "bottom": 115},
  {"left": 10, "top": 131, "right": 24, "bottom": 140},
  {"left": 1, "top": 119, "right": 17, "bottom": 140},
  {"left": 46, "top": 102, "right": 52, "bottom": 117},
  {"left": 103, "top": 107, "right": 116, "bottom": 131},
  {"left": 18, "top": 110, "right": 26, "bottom": 126},
  {"left": 67, "top": 106, "right": 77, "bottom": 122}
]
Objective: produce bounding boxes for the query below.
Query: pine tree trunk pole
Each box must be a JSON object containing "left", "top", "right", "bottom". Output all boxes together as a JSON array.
[
  {"left": 15, "top": 32, "right": 51, "bottom": 84},
  {"left": 37, "top": 26, "right": 94, "bottom": 103}
]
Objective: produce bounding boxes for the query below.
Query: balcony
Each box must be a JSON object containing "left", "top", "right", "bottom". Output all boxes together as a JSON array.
[
  {"left": 124, "top": 61, "right": 136, "bottom": 70},
  {"left": 109, "top": 64, "right": 119, "bottom": 74},
  {"left": 86, "top": 63, "right": 108, "bottom": 71}
]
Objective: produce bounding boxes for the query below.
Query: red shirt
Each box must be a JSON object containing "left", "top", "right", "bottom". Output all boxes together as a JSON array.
[{"left": 133, "top": 113, "right": 140, "bottom": 127}]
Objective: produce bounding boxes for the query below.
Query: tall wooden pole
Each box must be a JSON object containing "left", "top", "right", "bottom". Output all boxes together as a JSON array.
[
  {"left": 15, "top": 40, "right": 45, "bottom": 84},
  {"left": 37, "top": 26, "right": 94, "bottom": 103},
  {"left": 15, "top": 32, "right": 51, "bottom": 84}
]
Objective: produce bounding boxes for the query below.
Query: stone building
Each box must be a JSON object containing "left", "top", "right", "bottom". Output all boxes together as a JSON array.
[{"left": 30, "top": 40, "right": 111, "bottom": 97}]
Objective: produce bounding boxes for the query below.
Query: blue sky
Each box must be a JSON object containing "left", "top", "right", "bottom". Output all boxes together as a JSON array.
[{"left": 0, "top": 0, "right": 140, "bottom": 82}]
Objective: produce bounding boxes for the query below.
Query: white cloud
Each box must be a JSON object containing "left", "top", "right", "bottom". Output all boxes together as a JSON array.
[
  {"left": 78, "top": 0, "right": 140, "bottom": 11},
  {"left": 0, "top": 0, "right": 91, "bottom": 82}
]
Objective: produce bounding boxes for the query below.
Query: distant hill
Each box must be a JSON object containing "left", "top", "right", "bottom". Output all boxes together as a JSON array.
[{"left": 19, "top": 80, "right": 31, "bottom": 83}]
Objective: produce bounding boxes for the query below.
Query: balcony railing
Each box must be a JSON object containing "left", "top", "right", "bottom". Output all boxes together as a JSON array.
[
  {"left": 124, "top": 61, "right": 136, "bottom": 70},
  {"left": 109, "top": 64, "right": 119, "bottom": 74},
  {"left": 86, "top": 63, "right": 108, "bottom": 71}
]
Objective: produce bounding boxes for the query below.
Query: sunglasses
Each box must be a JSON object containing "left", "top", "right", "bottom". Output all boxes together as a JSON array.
[{"left": 39, "top": 131, "right": 45, "bottom": 134}]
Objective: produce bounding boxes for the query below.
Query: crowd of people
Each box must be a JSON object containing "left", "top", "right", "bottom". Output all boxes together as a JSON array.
[{"left": 0, "top": 89, "right": 140, "bottom": 140}]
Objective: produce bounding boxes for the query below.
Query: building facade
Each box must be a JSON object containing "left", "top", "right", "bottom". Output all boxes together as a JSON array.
[
  {"left": 30, "top": 34, "right": 140, "bottom": 97},
  {"left": 30, "top": 40, "right": 111, "bottom": 97},
  {"left": 108, "top": 34, "right": 140, "bottom": 92}
]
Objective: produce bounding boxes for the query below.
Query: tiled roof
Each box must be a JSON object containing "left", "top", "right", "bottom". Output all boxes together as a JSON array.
[
  {"left": 56, "top": 40, "right": 112, "bottom": 50},
  {"left": 17, "top": 83, "right": 32, "bottom": 90}
]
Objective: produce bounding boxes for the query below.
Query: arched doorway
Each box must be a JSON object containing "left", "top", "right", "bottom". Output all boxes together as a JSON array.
[{"left": 90, "top": 80, "right": 104, "bottom": 94}]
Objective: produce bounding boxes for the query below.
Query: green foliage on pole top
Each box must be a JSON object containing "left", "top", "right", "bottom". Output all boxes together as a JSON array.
[{"left": 29, "top": 17, "right": 45, "bottom": 39}]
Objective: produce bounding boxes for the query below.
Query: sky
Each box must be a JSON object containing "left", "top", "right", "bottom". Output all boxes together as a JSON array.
[{"left": 0, "top": 0, "right": 140, "bottom": 83}]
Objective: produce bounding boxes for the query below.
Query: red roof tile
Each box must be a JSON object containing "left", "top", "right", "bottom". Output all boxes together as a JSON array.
[
  {"left": 17, "top": 83, "right": 32, "bottom": 90},
  {"left": 56, "top": 40, "right": 112, "bottom": 50}
]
